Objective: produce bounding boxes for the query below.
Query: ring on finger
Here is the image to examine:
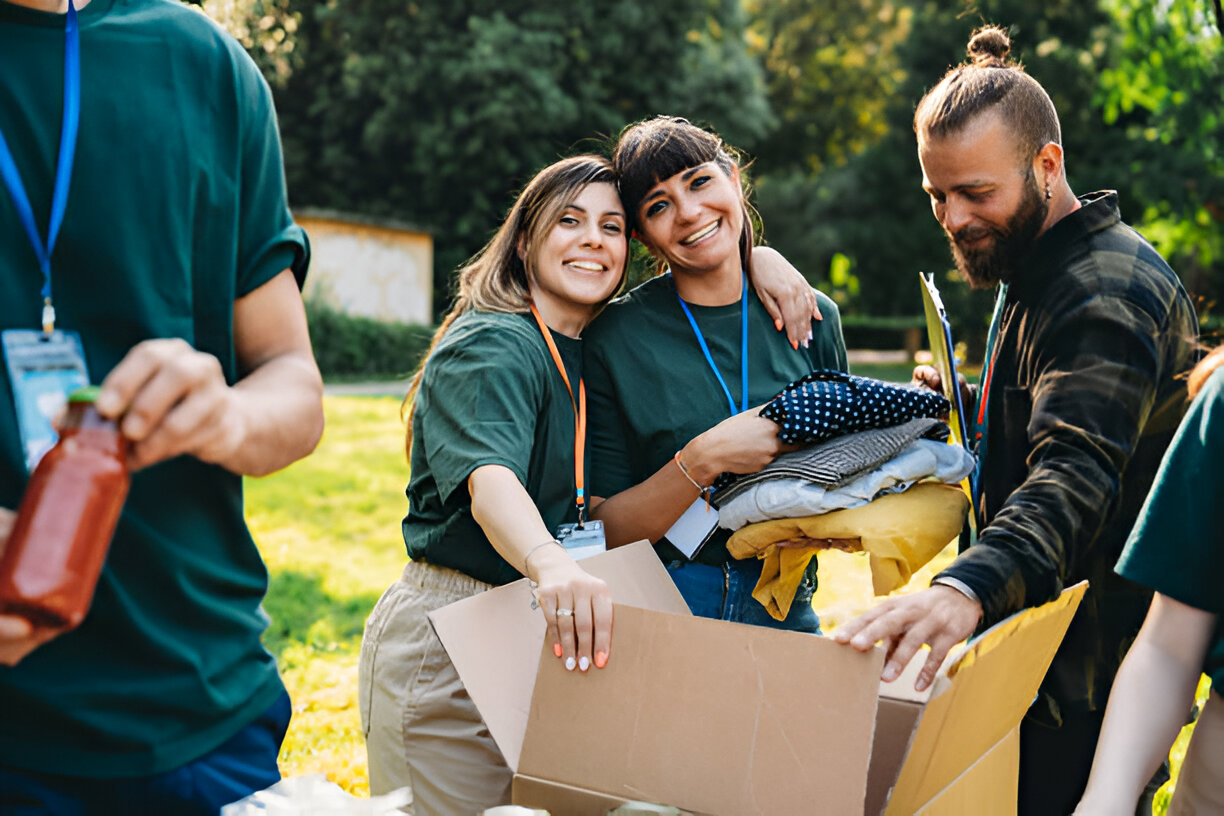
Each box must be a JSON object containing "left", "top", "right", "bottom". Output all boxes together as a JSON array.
[{"left": 556, "top": 608, "right": 573, "bottom": 617}]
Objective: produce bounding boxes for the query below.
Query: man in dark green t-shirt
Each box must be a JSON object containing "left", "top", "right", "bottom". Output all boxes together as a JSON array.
[{"left": 0, "top": 0, "right": 323, "bottom": 810}]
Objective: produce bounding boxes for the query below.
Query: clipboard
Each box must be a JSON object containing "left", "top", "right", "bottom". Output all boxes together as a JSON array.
[
  {"left": 919, "top": 272, "right": 969, "bottom": 447},
  {"left": 920, "top": 273, "right": 978, "bottom": 533}
]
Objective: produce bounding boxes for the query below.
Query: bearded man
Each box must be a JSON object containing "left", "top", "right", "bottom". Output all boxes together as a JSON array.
[{"left": 834, "top": 24, "right": 1199, "bottom": 815}]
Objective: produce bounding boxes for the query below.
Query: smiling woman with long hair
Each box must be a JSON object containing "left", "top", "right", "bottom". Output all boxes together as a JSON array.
[{"left": 359, "top": 155, "right": 626, "bottom": 814}]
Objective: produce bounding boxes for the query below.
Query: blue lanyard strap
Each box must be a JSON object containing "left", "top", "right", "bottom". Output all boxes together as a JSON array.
[
  {"left": 0, "top": 0, "right": 81, "bottom": 331},
  {"left": 675, "top": 272, "right": 750, "bottom": 417}
]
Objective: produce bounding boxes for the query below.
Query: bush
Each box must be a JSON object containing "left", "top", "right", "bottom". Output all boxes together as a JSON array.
[{"left": 305, "top": 300, "right": 434, "bottom": 379}]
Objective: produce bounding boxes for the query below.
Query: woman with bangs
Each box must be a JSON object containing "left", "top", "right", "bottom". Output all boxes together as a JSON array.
[
  {"left": 359, "top": 152, "right": 823, "bottom": 814},
  {"left": 585, "top": 116, "right": 849, "bottom": 632}
]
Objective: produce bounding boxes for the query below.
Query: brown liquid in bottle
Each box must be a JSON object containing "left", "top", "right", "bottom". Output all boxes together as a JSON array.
[{"left": 0, "top": 387, "right": 129, "bottom": 629}]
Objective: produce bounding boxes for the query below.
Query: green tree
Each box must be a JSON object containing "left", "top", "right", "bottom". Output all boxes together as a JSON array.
[
  {"left": 267, "top": 0, "right": 772, "bottom": 316},
  {"left": 1093, "top": 0, "right": 1223, "bottom": 314}
]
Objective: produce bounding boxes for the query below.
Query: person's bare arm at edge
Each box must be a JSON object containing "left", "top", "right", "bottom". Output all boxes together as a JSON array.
[
  {"left": 1074, "top": 595, "right": 1215, "bottom": 815},
  {"left": 95, "top": 269, "right": 324, "bottom": 475},
  {"left": 591, "top": 407, "right": 789, "bottom": 548},
  {"left": 750, "top": 246, "right": 823, "bottom": 350},
  {"left": 468, "top": 464, "right": 613, "bottom": 672},
  {"left": 832, "top": 585, "right": 983, "bottom": 691}
]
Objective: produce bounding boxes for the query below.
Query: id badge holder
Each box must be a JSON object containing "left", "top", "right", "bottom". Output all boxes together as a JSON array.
[
  {"left": 555, "top": 519, "right": 606, "bottom": 561},
  {"left": 2, "top": 329, "right": 90, "bottom": 472},
  {"left": 664, "top": 495, "right": 720, "bottom": 560}
]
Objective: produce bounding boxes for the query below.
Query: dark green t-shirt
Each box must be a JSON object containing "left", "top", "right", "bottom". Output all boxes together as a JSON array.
[
  {"left": 584, "top": 274, "right": 848, "bottom": 566},
  {"left": 0, "top": 0, "right": 308, "bottom": 777},
  {"left": 404, "top": 311, "right": 584, "bottom": 586},
  {"left": 1116, "top": 367, "right": 1224, "bottom": 690}
]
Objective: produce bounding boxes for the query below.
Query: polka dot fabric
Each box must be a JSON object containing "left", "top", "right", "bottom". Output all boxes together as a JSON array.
[{"left": 761, "top": 370, "right": 950, "bottom": 445}]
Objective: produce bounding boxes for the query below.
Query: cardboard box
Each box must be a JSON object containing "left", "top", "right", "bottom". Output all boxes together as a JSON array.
[{"left": 431, "top": 541, "right": 1085, "bottom": 815}]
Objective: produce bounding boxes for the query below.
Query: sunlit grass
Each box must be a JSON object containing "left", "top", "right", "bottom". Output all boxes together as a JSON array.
[{"left": 247, "top": 395, "right": 408, "bottom": 796}]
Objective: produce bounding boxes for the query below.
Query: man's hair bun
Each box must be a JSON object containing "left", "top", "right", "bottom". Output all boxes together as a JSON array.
[{"left": 967, "top": 25, "right": 1012, "bottom": 67}]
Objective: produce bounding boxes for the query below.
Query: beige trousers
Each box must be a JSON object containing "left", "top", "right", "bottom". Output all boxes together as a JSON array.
[
  {"left": 1169, "top": 687, "right": 1224, "bottom": 816},
  {"left": 359, "top": 560, "right": 512, "bottom": 815}
]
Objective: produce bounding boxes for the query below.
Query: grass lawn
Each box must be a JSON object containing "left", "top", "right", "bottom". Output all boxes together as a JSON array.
[{"left": 247, "top": 393, "right": 1202, "bottom": 810}]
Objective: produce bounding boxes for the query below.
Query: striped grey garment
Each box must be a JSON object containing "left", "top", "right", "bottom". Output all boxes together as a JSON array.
[{"left": 712, "top": 417, "right": 950, "bottom": 509}]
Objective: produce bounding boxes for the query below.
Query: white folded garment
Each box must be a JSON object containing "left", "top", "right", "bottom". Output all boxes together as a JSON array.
[{"left": 716, "top": 439, "right": 976, "bottom": 531}]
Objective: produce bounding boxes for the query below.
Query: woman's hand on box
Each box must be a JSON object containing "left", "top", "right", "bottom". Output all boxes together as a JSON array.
[{"left": 529, "top": 545, "right": 613, "bottom": 673}]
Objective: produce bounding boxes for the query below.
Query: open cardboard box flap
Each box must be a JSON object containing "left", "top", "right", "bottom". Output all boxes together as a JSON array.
[
  {"left": 521, "top": 604, "right": 885, "bottom": 814},
  {"left": 428, "top": 540, "right": 691, "bottom": 770},
  {"left": 877, "top": 580, "right": 1087, "bottom": 814}
]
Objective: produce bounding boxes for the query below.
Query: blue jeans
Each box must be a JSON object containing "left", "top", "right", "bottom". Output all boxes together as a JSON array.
[
  {"left": 666, "top": 558, "right": 821, "bottom": 633},
  {"left": 0, "top": 692, "right": 291, "bottom": 816}
]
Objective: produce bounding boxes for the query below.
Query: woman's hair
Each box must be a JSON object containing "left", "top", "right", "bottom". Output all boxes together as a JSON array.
[
  {"left": 401, "top": 154, "right": 619, "bottom": 457},
  {"left": 611, "top": 115, "right": 757, "bottom": 278},
  {"left": 914, "top": 25, "right": 1061, "bottom": 164},
  {"left": 1188, "top": 343, "right": 1224, "bottom": 398}
]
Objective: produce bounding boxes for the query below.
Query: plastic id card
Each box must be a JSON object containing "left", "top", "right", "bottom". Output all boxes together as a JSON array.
[
  {"left": 2, "top": 329, "right": 90, "bottom": 471},
  {"left": 664, "top": 496, "right": 720, "bottom": 560},
  {"left": 555, "top": 519, "right": 607, "bottom": 561}
]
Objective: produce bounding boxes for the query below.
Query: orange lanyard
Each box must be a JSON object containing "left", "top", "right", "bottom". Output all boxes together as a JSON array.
[{"left": 529, "top": 304, "right": 587, "bottom": 525}]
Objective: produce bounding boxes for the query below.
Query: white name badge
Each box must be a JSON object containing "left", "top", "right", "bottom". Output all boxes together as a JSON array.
[
  {"left": 2, "top": 329, "right": 90, "bottom": 472},
  {"left": 555, "top": 519, "right": 606, "bottom": 561},
  {"left": 664, "top": 497, "right": 720, "bottom": 560}
]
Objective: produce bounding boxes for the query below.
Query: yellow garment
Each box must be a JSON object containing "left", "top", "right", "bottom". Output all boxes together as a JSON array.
[{"left": 725, "top": 483, "right": 969, "bottom": 620}]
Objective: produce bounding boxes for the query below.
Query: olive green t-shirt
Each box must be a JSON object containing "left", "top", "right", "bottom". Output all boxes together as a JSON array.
[
  {"left": 0, "top": 0, "right": 307, "bottom": 777},
  {"left": 404, "top": 311, "right": 584, "bottom": 586},
  {"left": 1116, "top": 367, "right": 1224, "bottom": 690},
  {"left": 584, "top": 274, "right": 848, "bottom": 566}
]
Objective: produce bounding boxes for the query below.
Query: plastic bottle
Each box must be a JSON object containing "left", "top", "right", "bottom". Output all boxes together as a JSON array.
[{"left": 0, "top": 386, "right": 129, "bottom": 628}]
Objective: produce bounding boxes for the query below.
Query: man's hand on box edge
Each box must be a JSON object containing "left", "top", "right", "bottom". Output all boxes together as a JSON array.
[{"left": 832, "top": 586, "right": 982, "bottom": 691}]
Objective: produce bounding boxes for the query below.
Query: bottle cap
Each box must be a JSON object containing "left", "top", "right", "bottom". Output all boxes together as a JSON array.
[{"left": 68, "top": 385, "right": 101, "bottom": 403}]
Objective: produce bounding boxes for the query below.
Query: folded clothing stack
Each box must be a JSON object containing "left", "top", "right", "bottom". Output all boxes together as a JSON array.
[{"left": 716, "top": 371, "right": 975, "bottom": 621}]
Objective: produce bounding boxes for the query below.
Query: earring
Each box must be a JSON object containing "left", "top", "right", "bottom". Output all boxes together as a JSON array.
[{"left": 1045, "top": 184, "right": 1052, "bottom": 200}]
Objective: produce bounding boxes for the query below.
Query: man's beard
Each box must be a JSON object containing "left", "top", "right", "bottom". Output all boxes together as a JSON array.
[{"left": 947, "top": 174, "right": 1048, "bottom": 289}]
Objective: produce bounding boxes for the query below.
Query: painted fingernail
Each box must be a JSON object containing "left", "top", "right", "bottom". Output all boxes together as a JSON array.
[
  {"left": 579, "top": 656, "right": 590, "bottom": 672},
  {"left": 553, "top": 643, "right": 563, "bottom": 658},
  {"left": 595, "top": 650, "right": 608, "bottom": 669},
  {"left": 565, "top": 657, "right": 576, "bottom": 672},
  {"left": 791, "top": 340, "right": 799, "bottom": 351},
  {"left": 882, "top": 663, "right": 899, "bottom": 682},
  {"left": 774, "top": 318, "right": 783, "bottom": 331}
]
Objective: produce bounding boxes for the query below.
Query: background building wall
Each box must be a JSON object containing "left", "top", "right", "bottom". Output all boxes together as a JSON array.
[{"left": 297, "top": 209, "right": 433, "bottom": 326}]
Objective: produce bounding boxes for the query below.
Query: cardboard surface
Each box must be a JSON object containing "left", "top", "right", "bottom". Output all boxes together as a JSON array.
[
  {"left": 521, "top": 605, "right": 883, "bottom": 816},
  {"left": 428, "top": 540, "right": 689, "bottom": 770},
  {"left": 883, "top": 582, "right": 1087, "bottom": 814},
  {"left": 914, "top": 727, "right": 1019, "bottom": 816},
  {"left": 435, "top": 539, "right": 1087, "bottom": 816}
]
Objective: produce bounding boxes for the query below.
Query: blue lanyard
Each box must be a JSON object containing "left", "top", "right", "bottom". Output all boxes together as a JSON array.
[
  {"left": 675, "top": 272, "right": 749, "bottom": 417},
  {"left": 0, "top": 0, "right": 81, "bottom": 334}
]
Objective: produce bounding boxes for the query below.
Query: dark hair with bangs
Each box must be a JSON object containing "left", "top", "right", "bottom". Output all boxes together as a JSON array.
[
  {"left": 915, "top": 25, "right": 1061, "bottom": 164},
  {"left": 612, "top": 115, "right": 756, "bottom": 277}
]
